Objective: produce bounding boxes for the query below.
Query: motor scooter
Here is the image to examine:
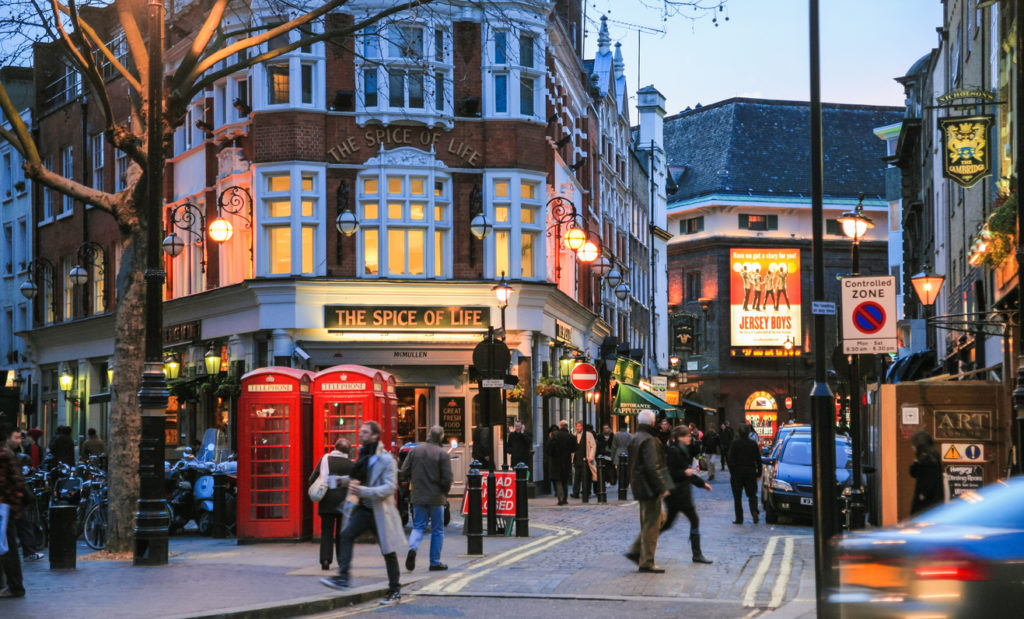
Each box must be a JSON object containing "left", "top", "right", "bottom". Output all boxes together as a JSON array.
[{"left": 193, "top": 428, "right": 237, "bottom": 536}]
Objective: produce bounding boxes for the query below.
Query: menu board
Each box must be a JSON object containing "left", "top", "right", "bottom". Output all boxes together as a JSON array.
[
  {"left": 944, "top": 464, "right": 984, "bottom": 499},
  {"left": 441, "top": 397, "right": 465, "bottom": 443}
]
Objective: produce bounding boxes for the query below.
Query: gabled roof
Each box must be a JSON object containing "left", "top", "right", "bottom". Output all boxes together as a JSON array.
[{"left": 664, "top": 98, "right": 903, "bottom": 203}]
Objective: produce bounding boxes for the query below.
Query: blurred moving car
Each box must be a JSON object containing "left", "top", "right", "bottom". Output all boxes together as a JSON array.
[
  {"left": 761, "top": 433, "right": 853, "bottom": 524},
  {"left": 831, "top": 476, "right": 1024, "bottom": 617}
]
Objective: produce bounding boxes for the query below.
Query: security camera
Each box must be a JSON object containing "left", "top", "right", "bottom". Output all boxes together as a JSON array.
[{"left": 294, "top": 345, "right": 310, "bottom": 361}]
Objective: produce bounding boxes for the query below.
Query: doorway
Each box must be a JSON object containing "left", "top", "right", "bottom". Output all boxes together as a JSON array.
[{"left": 395, "top": 386, "right": 432, "bottom": 446}]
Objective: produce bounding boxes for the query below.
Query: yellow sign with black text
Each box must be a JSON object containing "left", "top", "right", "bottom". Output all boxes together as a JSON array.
[{"left": 939, "top": 115, "right": 992, "bottom": 188}]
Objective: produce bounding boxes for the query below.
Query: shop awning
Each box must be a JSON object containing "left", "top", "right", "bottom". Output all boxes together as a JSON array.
[
  {"left": 613, "top": 383, "right": 682, "bottom": 418},
  {"left": 680, "top": 398, "right": 717, "bottom": 416}
]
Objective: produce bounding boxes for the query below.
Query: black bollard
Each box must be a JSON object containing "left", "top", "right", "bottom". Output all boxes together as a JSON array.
[
  {"left": 514, "top": 462, "right": 529, "bottom": 537},
  {"left": 595, "top": 456, "right": 608, "bottom": 504},
  {"left": 212, "top": 470, "right": 227, "bottom": 539},
  {"left": 467, "top": 463, "right": 483, "bottom": 555},
  {"left": 486, "top": 468, "right": 498, "bottom": 535},
  {"left": 618, "top": 451, "right": 629, "bottom": 501},
  {"left": 49, "top": 504, "right": 77, "bottom": 569}
]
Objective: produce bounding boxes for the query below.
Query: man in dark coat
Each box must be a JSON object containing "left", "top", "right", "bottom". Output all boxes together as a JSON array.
[
  {"left": 505, "top": 421, "right": 532, "bottom": 471},
  {"left": 547, "top": 421, "right": 575, "bottom": 505},
  {"left": 49, "top": 425, "right": 75, "bottom": 465},
  {"left": 662, "top": 426, "right": 712, "bottom": 564},
  {"left": 309, "top": 437, "right": 354, "bottom": 570},
  {"left": 728, "top": 424, "right": 762, "bottom": 524},
  {"left": 909, "top": 430, "right": 942, "bottom": 515},
  {"left": 624, "top": 410, "right": 673, "bottom": 573},
  {"left": 400, "top": 426, "right": 453, "bottom": 572},
  {"left": 719, "top": 422, "right": 734, "bottom": 471}
]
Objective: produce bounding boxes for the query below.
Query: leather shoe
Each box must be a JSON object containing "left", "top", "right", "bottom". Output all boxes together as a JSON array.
[
  {"left": 638, "top": 566, "right": 665, "bottom": 573},
  {"left": 624, "top": 551, "right": 639, "bottom": 564},
  {"left": 405, "top": 549, "right": 416, "bottom": 572},
  {"left": 429, "top": 563, "right": 449, "bottom": 571},
  {"left": 753, "top": 515, "right": 760, "bottom": 524},
  {"left": 321, "top": 561, "right": 331, "bottom": 571},
  {"left": 733, "top": 519, "right": 744, "bottom": 524}
]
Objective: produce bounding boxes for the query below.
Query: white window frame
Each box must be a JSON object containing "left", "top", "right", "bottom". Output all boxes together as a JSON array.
[
  {"left": 252, "top": 18, "right": 325, "bottom": 112},
  {"left": 114, "top": 149, "right": 128, "bottom": 192},
  {"left": 355, "top": 22, "right": 454, "bottom": 129},
  {"left": 254, "top": 164, "right": 325, "bottom": 277},
  {"left": 90, "top": 133, "right": 104, "bottom": 191},
  {"left": 355, "top": 159, "right": 451, "bottom": 280},
  {"left": 483, "top": 24, "right": 544, "bottom": 120},
  {"left": 483, "top": 170, "right": 545, "bottom": 281},
  {"left": 1, "top": 150, "right": 11, "bottom": 199},
  {"left": 40, "top": 156, "right": 54, "bottom": 225},
  {"left": 59, "top": 146, "right": 74, "bottom": 217}
]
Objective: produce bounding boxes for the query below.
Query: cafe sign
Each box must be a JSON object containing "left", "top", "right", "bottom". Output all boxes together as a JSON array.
[
  {"left": 939, "top": 115, "right": 992, "bottom": 188},
  {"left": 325, "top": 305, "right": 490, "bottom": 332}
]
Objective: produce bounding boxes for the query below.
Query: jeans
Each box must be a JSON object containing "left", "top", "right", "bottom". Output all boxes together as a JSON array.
[
  {"left": 408, "top": 504, "right": 445, "bottom": 566},
  {"left": 2, "top": 518, "right": 24, "bottom": 595},
  {"left": 662, "top": 496, "right": 700, "bottom": 535},
  {"left": 320, "top": 514, "right": 343, "bottom": 566},
  {"left": 336, "top": 504, "right": 401, "bottom": 592},
  {"left": 572, "top": 461, "right": 591, "bottom": 500}
]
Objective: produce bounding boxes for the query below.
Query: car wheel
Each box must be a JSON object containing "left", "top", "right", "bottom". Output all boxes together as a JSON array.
[{"left": 765, "top": 503, "right": 778, "bottom": 524}]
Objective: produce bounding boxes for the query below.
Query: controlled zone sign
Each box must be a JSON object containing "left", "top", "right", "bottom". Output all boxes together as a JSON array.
[
  {"left": 460, "top": 471, "right": 516, "bottom": 517},
  {"left": 841, "top": 276, "right": 897, "bottom": 354}
]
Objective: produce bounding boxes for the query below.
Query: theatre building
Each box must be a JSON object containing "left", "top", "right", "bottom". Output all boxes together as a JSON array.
[{"left": 20, "top": 1, "right": 664, "bottom": 482}]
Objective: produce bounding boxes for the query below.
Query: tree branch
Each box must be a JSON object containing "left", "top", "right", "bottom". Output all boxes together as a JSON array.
[
  {"left": 74, "top": 9, "right": 143, "bottom": 93},
  {"left": 0, "top": 81, "right": 39, "bottom": 163},
  {"left": 115, "top": 0, "right": 148, "bottom": 90},
  {"left": 24, "top": 159, "right": 117, "bottom": 212},
  {"left": 170, "top": 0, "right": 231, "bottom": 90},
  {"left": 0, "top": 127, "right": 27, "bottom": 159}
]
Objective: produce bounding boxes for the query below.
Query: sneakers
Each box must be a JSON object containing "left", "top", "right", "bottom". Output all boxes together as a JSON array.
[
  {"left": 25, "top": 552, "right": 45, "bottom": 562},
  {"left": 0, "top": 588, "right": 26, "bottom": 598},
  {"left": 405, "top": 548, "right": 416, "bottom": 572},
  {"left": 428, "top": 563, "right": 449, "bottom": 571},
  {"left": 320, "top": 575, "right": 350, "bottom": 590},
  {"left": 380, "top": 590, "right": 401, "bottom": 605},
  {"left": 638, "top": 565, "right": 666, "bottom": 573}
]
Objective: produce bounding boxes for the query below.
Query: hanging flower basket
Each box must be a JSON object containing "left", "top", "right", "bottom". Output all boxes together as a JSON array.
[
  {"left": 507, "top": 384, "right": 525, "bottom": 402},
  {"left": 980, "top": 190, "right": 1016, "bottom": 267}
]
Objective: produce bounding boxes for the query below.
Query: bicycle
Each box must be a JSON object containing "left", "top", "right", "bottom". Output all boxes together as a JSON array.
[{"left": 83, "top": 485, "right": 108, "bottom": 550}]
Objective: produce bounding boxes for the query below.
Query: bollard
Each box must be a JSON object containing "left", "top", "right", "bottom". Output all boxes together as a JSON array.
[
  {"left": 618, "top": 451, "right": 630, "bottom": 501},
  {"left": 486, "top": 468, "right": 498, "bottom": 535},
  {"left": 212, "top": 470, "right": 227, "bottom": 539},
  {"left": 466, "top": 462, "right": 483, "bottom": 555},
  {"left": 514, "top": 462, "right": 529, "bottom": 537},
  {"left": 595, "top": 456, "right": 608, "bottom": 504},
  {"left": 49, "top": 504, "right": 77, "bottom": 569}
]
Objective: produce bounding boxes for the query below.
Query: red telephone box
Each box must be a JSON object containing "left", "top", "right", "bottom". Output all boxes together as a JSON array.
[
  {"left": 237, "top": 367, "right": 313, "bottom": 541},
  {"left": 311, "top": 365, "right": 399, "bottom": 537}
]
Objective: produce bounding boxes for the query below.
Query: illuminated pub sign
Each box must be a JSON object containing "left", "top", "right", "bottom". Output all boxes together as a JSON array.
[
  {"left": 938, "top": 115, "right": 993, "bottom": 188},
  {"left": 729, "top": 248, "right": 802, "bottom": 354},
  {"left": 325, "top": 305, "right": 491, "bottom": 332}
]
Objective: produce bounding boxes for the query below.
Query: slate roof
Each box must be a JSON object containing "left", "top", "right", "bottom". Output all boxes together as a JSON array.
[{"left": 663, "top": 98, "right": 903, "bottom": 203}]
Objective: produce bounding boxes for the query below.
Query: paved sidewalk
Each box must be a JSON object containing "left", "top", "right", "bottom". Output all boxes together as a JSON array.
[{"left": 2, "top": 500, "right": 544, "bottom": 619}]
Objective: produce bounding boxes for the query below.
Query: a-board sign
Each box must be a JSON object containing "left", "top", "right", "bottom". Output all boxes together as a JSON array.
[
  {"left": 440, "top": 397, "right": 465, "bottom": 444},
  {"left": 944, "top": 464, "right": 984, "bottom": 499},
  {"left": 461, "top": 471, "right": 516, "bottom": 517}
]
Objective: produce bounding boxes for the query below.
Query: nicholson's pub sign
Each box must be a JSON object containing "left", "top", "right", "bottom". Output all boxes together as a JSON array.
[{"left": 939, "top": 115, "right": 993, "bottom": 188}]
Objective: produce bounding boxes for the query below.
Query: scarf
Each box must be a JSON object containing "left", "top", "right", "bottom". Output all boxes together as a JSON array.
[{"left": 350, "top": 441, "right": 378, "bottom": 484}]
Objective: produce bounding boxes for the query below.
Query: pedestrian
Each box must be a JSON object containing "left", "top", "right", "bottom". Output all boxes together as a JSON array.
[
  {"left": 596, "top": 424, "right": 615, "bottom": 485},
  {"left": 657, "top": 418, "right": 672, "bottom": 446},
  {"left": 547, "top": 421, "right": 574, "bottom": 505},
  {"left": 4, "top": 427, "right": 22, "bottom": 457},
  {"left": 704, "top": 427, "right": 720, "bottom": 478},
  {"left": 309, "top": 437, "right": 354, "bottom": 571},
  {"left": 471, "top": 425, "right": 492, "bottom": 471},
  {"left": 571, "top": 421, "right": 596, "bottom": 500},
  {"left": 0, "top": 440, "right": 27, "bottom": 598},
  {"left": 505, "top": 421, "right": 532, "bottom": 471},
  {"left": 728, "top": 424, "right": 762, "bottom": 524},
  {"left": 25, "top": 429, "right": 43, "bottom": 468},
  {"left": 661, "top": 426, "right": 712, "bottom": 564},
  {"left": 400, "top": 425, "right": 453, "bottom": 573},
  {"left": 49, "top": 426, "right": 75, "bottom": 466},
  {"left": 321, "top": 421, "right": 406, "bottom": 606},
  {"left": 719, "top": 422, "right": 734, "bottom": 471},
  {"left": 543, "top": 424, "right": 558, "bottom": 493},
  {"left": 82, "top": 428, "right": 105, "bottom": 458},
  {"left": 909, "top": 430, "right": 942, "bottom": 515},
  {"left": 624, "top": 409, "right": 673, "bottom": 573},
  {"left": 609, "top": 424, "right": 632, "bottom": 486},
  {"left": 3, "top": 427, "right": 44, "bottom": 563}
]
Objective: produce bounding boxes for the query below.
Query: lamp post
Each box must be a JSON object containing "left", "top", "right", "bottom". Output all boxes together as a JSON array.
[
  {"left": 69, "top": 241, "right": 106, "bottom": 317},
  {"left": 492, "top": 273, "right": 514, "bottom": 468},
  {"left": 837, "top": 194, "right": 874, "bottom": 493},
  {"left": 21, "top": 256, "right": 58, "bottom": 321},
  {"left": 134, "top": 0, "right": 169, "bottom": 567}
]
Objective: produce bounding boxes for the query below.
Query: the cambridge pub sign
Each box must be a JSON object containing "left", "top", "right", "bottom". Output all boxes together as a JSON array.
[{"left": 939, "top": 115, "right": 993, "bottom": 188}]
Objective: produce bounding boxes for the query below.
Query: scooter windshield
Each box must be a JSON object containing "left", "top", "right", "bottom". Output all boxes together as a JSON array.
[{"left": 198, "top": 428, "right": 230, "bottom": 464}]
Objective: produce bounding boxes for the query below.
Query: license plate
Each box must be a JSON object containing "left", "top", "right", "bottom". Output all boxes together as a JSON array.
[{"left": 800, "top": 497, "right": 813, "bottom": 506}]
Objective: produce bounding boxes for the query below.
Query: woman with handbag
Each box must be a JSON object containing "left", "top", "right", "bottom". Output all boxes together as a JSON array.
[{"left": 309, "top": 438, "right": 354, "bottom": 570}]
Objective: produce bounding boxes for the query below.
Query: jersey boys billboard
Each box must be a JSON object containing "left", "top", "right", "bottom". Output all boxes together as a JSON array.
[{"left": 730, "top": 248, "right": 801, "bottom": 351}]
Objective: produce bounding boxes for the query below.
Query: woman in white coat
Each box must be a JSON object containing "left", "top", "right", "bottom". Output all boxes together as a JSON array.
[{"left": 321, "top": 421, "right": 406, "bottom": 606}]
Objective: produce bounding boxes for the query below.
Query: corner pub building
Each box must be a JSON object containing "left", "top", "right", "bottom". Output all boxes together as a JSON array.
[{"left": 22, "top": 1, "right": 662, "bottom": 486}]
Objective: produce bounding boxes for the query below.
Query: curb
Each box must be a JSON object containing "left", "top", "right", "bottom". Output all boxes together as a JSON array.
[{"left": 174, "top": 586, "right": 391, "bottom": 619}]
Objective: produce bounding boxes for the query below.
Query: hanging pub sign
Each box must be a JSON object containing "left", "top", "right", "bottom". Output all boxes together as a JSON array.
[
  {"left": 939, "top": 115, "right": 993, "bottom": 188},
  {"left": 673, "top": 316, "right": 695, "bottom": 353}
]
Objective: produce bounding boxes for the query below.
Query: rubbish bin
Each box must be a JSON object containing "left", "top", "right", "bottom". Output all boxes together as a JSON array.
[{"left": 49, "top": 504, "right": 77, "bottom": 569}]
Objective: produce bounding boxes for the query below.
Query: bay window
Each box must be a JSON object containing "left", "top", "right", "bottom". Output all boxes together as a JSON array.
[
  {"left": 485, "top": 26, "right": 543, "bottom": 119},
  {"left": 487, "top": 173, "right": 543, "bottom": 280},
  {"left": 254, "top": 20, "right": 324, "bottom": 111},
  {"left": 256, "top": 165, "right": 324, "bottom": 277}
]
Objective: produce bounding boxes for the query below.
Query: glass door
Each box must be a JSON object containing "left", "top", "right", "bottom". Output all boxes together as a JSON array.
[
  {"left": 321, "top": 401, "right": 361, "bottom": 455},
  {"left": 248, "top": 403, "right": 290, "bottom": 520}
]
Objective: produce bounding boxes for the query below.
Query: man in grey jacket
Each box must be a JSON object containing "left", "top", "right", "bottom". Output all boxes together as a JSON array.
[
  {"left": 400, "top": 425, "right": 453, "bottom": 572},
  {"left": 624, "top": 410, "right": 673, "bottom": 573}
]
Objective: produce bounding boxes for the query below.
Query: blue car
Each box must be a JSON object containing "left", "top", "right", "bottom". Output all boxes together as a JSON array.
[
  {"left": 761, "top": 433, "right": 853, "bottom": 524},
  {"left": 831, "top": 477, "right": 1024, "bottom": 616}
]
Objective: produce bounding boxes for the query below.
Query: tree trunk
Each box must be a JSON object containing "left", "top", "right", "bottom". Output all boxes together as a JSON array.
[{"left": 106, "top": 217, "right": 147, "bottom": 553}]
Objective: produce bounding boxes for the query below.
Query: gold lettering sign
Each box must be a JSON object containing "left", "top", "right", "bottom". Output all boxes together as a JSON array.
[
  {"left": 328, "top": 129, "right": 481, "bottom": 166},
  {"left": 247, "top": 384, "right": 293, "bottom": 392},
  {"left": 321, "top": 382, "right": 366, "bottom": 391},
  {"left": 939, "top": 115, "right": 992, "bottom": 188},
  {"left": 325, "top": 305, "right": 490, "bottom": 332}
]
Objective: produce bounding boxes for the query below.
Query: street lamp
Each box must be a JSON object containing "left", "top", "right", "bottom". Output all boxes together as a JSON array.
[
  {"left": 59, "top": 369, "right": 74, "bottom": 397},
  {"left": 910, "top": 268, "right": 945, "bottom": 307},
  {"left": 204, "top": 345, "right": 223, "bottom": 376},
  {"left": 163, "top": 356, "right": 180, "bottom": 380},
  {"left": 576, "top": 241, "right": 599, "bottom": 263}
]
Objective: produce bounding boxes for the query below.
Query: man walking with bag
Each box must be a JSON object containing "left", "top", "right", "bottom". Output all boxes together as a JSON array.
[
  {"left": 321, "top": 422, "right": 406, "bottom": 606},
  {"left": 400, "top": 426, "right": 453, "bottom": 572},
  {"left": 624, "top": 410, "right": 673, "bottom": 573}
]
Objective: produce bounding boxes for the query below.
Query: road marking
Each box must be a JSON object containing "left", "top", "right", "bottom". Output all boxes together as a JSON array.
[
  {"left": 743, "top": 535, "right": 779, "bottom": 607},
  {"left": 768, "top": 536, "right": 795, "bottom": 608}
]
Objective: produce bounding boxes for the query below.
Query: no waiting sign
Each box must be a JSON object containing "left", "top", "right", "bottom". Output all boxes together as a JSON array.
[{"left": 841, "top": 276, "right": 897, "bottom": 354}]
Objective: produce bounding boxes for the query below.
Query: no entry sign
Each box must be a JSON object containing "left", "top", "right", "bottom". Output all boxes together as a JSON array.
[
  {"left": 569, "top": 363, "right": 599, "bottom": 391},
  {"left": 841, "top": 276, "right": 897, "bottom": 354}
]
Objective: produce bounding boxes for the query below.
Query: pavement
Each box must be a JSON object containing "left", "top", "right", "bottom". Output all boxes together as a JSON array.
[{"left": 1, "top": 466, "right": 821, "bottom": 619}]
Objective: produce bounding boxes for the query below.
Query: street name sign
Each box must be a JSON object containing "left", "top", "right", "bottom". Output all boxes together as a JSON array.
[{"left": 841, "top": 276, "right": 898, "bottom": 354}]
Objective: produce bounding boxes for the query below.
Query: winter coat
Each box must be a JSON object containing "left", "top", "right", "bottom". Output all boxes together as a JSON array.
[
  {"left": 665, "top": 442, "right": 707, "bottom": 509},
  {"left": 628, "top": 424, "right": 674, "bottom": 501},
  {"left": 355, "top": 444, "right": 406, "bottom": 556},
  {"left": 909, "top": 452, "right": 942, "bottom": 515},
  {"left": 399, "top": 439, "right": 453, "bottom": 506},
  {"left": 547, "top": 428, "right": 575, "bottom": 482},
  {"left": 506, "top": 431, "right": 533, "bottom": 467},
  {"left": 0, "top": 447, "right": 26, "bottom": 520},
  {"left": 573, "top": 430, "right": 597, "bottom": 478},
  {"left": 309, "top": 451, "right": 354, "bottom": 516},
  {"left": 610, "top": 431, "right": 632, "bottom": 466},
  {"left": 728, "top": 435, "right": 763, "bottom": 478},
  {"left": 50, "top": 434, "right": 75, "bottom": 465}
]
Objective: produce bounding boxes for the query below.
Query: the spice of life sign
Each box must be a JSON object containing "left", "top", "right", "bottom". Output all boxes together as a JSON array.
[{"left": 841, "top": 276, "right": 898, "bottom": 354}]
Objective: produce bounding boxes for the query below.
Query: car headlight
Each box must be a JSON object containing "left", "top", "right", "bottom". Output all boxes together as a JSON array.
[{"left": 771, "top": 479, "right": 794, "bottom": 492}]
